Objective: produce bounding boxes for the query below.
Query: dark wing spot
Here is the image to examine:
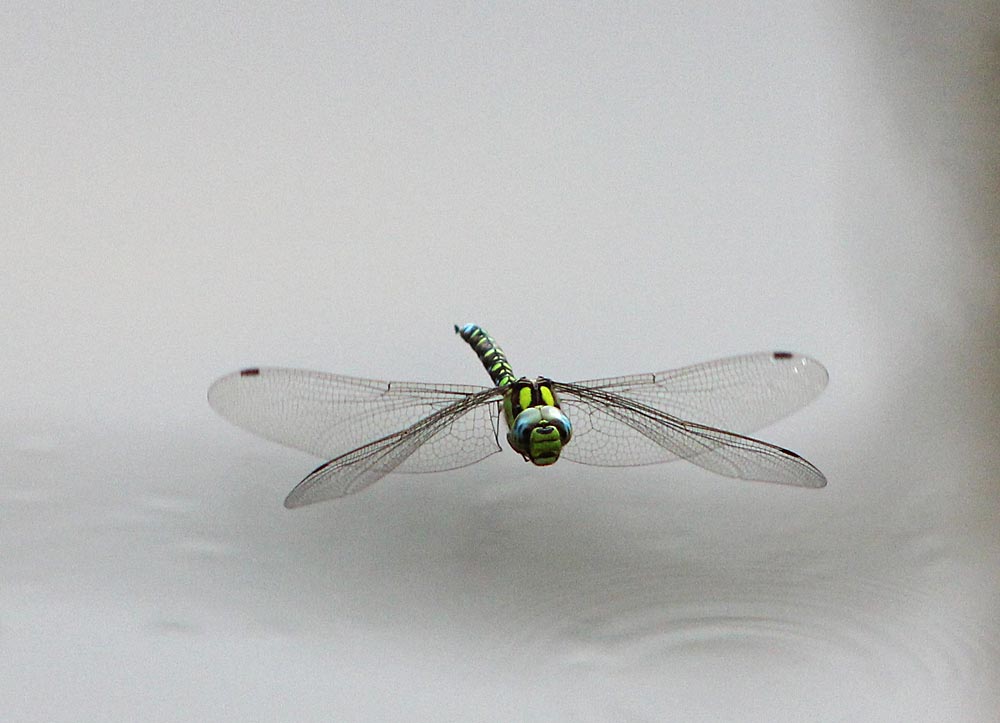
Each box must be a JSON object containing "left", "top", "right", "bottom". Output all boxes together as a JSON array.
[
  {"left": 240, "top": 368, "right": 261, "bottom": 377},
  {"left": 773, "top": 352, "right": 794, "bottom": 360}
]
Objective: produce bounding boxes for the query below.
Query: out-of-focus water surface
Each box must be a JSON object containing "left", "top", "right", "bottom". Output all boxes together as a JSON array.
[
  {"left": 4, "top": 425, "right": 997, "bottom": 721},
  {"left": 2, "top": 3, "right": 997, "bottom": 721}
]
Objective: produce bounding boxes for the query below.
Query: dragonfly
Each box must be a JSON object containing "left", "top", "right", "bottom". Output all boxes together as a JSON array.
[{"left": 208, "top": 324, "right": 828, "bottom": 508}]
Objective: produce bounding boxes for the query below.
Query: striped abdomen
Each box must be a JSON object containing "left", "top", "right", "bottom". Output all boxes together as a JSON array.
[{"left": 454, "top": 323, "right": 516, "bottom": 388}]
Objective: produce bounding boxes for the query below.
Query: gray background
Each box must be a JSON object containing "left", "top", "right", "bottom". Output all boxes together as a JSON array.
[{"left": 3, "top": 3, "right": 998, "bottom": 721}]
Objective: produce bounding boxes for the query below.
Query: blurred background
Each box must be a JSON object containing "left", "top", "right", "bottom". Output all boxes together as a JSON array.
[{"left": 2, "top": 3, "right": 997, "bottom": 721}]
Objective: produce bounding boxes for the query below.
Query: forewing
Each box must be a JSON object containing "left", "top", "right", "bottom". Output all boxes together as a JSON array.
[
  {"left": 554, "top": 384, "right": 826, "bottom": 488},
  {"left": 283, "top": 389, "right": 503, "bottom": 506},
  {"left": 565, "top": 352, "right": 828, "bottom": 434},
  {"left": 208, "top": 367, "right": 493, "bottom": 461},
  {"left": 555, "top": 386, "right": 686, "bottom": 466}
]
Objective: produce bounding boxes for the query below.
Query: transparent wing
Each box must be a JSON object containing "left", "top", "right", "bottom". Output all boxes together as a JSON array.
[
  {"left": 565, "top": 352, "right": 828, "bottom": 434},
  {"left": 284, "top": 389, "right": 503, "bottom": 507},
  {"left": 552, "top": 351, "right": 827, "bottom": 487},
  {"left": 208, "top": 367, "right": 501, "bottom": 474}
]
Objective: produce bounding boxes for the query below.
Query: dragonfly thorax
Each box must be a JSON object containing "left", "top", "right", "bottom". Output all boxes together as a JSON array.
[{"left": 503, "top": 377, "right": 573, "bottom": 466}]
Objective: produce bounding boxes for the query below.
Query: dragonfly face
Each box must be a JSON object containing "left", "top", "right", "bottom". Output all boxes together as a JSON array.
[{"left": 503, "top": 378, "right": 573, "bottom": 465}]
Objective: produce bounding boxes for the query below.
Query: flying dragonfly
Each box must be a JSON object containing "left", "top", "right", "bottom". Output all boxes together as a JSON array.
[{"left": 208, "top": 324, "right": 828, "bottom": 508}]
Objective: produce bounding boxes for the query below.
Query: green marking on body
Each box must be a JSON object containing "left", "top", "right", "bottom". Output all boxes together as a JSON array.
[{"left": 458, "top": 323, "right": 516, "bottom": 389}]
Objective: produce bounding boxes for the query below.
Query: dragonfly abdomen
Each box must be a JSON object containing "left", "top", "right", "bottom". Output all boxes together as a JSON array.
[{"left": 455, "top": 323, "right": 516, "bottom": 388}]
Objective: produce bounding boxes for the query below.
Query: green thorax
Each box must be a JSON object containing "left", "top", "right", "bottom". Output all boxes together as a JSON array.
[{"left": 455, "top": 324, "right": 572, "bottom": 465}]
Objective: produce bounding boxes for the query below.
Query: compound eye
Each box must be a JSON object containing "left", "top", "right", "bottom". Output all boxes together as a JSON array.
[
  {"left": 554, "top": 417, "right": 571, "bottom": 443},
  {"left": 511, "top": 408, "right": 543, "bottom": 448},
  {"left": 539, "top": 407, "right": 573, "bottom": 444}
]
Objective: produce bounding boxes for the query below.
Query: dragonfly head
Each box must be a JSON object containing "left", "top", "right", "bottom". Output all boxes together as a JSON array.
[{"left": 507, "top": 406, "right": 573, "bottom": 466}]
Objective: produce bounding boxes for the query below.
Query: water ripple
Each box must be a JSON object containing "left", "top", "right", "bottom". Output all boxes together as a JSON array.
[{"left": 482, "top": 552, "right": 996, "bottom": 717}]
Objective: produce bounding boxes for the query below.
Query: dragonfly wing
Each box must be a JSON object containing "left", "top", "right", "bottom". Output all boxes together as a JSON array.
[
  {"left": 666, "top": 421, "right": 827, "bottom": 488},
  {"left": 555, "top": 389, "right": 687, "bottom": 466},
  {"left": 553, "top": 385, "right": 826, "bottom": 488},
  {"left": 399, "top": 395, "right": 504, "bottom": 473},
  {"left": 208, "top": 367, "right": 494, "bottom": 461},
  {"left": 283, "top": 389, "right": 504, "bottom": 506},
  {"left": 565, "top": 352, "right": 827, "bottom": 435}
]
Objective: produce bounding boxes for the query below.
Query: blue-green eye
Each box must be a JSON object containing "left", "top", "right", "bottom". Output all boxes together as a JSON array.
[
  {"left": 511, "top": 408, "right": 543, "bottom": 449},
  {"left": 539, "top": 406, "right": 572, "bottom": 443}
]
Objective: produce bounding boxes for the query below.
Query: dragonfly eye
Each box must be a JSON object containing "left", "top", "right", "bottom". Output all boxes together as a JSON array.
[
  {"left": 510, "top": 408, "right": 543, "bottom": 452},
  {"left": 539, "top": 406, "right": 572, "bottom": 444}
]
